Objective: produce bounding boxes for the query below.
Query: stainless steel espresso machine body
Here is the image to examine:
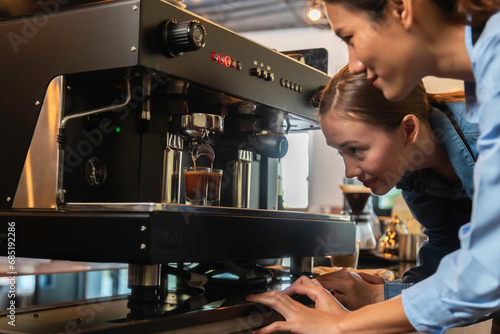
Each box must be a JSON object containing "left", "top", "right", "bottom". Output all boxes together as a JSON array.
[
  {"left": 0, "top": 0, "right": 354, "bottom": 263},
  {"left": 0, "top": 1, "right": 355, "bottom": 331}
]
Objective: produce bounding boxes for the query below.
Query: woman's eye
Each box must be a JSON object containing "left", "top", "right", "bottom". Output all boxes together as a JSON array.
[
  {"left": 349, "top": 147, "right": 359, "bottom": 154},
  {"left": 339, "top": 147, "right": 361, "bottom": 157},
  {"left": 341, "top": 35, "right": 352, "bottom": 44}
]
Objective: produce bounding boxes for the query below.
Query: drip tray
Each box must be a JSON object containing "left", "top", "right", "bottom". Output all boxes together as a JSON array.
[{"left": 1, "top": 206, "right": 356, "bottom": 264}]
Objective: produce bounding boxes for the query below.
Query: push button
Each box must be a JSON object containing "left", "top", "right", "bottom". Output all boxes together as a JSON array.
[
  {"left": 261, "top": 70, "right": 269, "bottom": 80},
  {"left": 251, "top": 68, "right": 262, "bottom": 76}
]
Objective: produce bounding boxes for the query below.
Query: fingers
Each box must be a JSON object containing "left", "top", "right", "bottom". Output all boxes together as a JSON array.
[
  {"left": 282, "top": 275, "right": 323, "bottom": 296},
  {"left": 318, "top": 268, "right": 351, "bottom": 279},
  {"left": 318, "top": 269, "right": 384, "bottom": 284},
  {"left": 284, "top": 283, "right": 349, "bottom": 313},
  {"left": 246, "top": 290, "right": 306, "bottom": 319},
  {"left": 330, "top": 290, "right": 349, "bottom": 305},
  {"left": 317, "top": 269, "right": 351, "bottom": 286},
  {"left": 247, "top": 289, "right": 350, "bottom": 325},
  {"left": 248, "top": 283, "right": 336, "bottom": 309},
  {"left": 293, "top": 275, "right": 321, "bottom": 287},
  {"left": 357, "top": 272, "right": 386, "bottom": 284},
  {"left": 285, "top": 281, "right": 327, "bottom": 300},
  {"left": 316, "top": 276, "right": 351, "bottom": 294},
  {"left": 253, "top": 321, "right": 293, "bottom": 334},
  {"left": 318, "top": 270, "right": 384, "bottom": 293},
  {"left": 316, "top": 277, "right": 339, "bottom": 291},
  {"left": 311, "top": 278, "right": 324, "bottom": 287}
]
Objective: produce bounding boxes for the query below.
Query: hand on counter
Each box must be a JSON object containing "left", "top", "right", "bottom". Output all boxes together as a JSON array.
[
  {"left": 316, "top": 269, "right": 385, "bottom": 310},
  {"left": 246, "top": 275, "right": 349, "bottom": 334}
]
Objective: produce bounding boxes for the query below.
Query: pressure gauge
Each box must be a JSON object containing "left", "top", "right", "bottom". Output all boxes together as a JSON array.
[{"left": 85, "top": 156, "right": 107, "bottom": 187}]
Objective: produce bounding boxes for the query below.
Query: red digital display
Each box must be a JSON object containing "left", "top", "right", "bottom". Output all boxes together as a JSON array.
[{"left": 211, "top": 51, "right": 241, "bottom": 71}]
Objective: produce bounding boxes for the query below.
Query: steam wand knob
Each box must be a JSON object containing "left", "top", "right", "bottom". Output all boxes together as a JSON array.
[{"left": 163, "top": 20, "right": 206, "bottom": 57}]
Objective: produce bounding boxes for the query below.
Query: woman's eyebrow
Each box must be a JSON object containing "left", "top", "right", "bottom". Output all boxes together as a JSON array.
[
  {"left": 325, "top": 140, "right": 359, "bottom": 149},
  {"left": 334, "top": 27, "right": 345, "bottom": 38},
  {"left": 339, "top": 140, "right": 358, "bottom": 149}
]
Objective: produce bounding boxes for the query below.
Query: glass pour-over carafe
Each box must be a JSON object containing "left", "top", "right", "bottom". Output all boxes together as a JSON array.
[{"left": 340, "top": 185, "right": 377, "bottom": 250}]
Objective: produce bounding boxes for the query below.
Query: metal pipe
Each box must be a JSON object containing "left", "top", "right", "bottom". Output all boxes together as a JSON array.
[
  {"left": 55, "top": 79, "right": 131, "bottom": 207},
  {"left": 59, "top": 79, "right": 131, "bottom": 130}
]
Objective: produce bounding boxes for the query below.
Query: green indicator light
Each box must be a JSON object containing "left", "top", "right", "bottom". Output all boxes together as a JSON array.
[{"left": 115, "top": 126, "right": 121, "bottom": 134}]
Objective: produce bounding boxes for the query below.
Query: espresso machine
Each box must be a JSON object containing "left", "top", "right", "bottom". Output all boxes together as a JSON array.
[{"left": 0, "top": 0, "right": 355, "bottom": 332}]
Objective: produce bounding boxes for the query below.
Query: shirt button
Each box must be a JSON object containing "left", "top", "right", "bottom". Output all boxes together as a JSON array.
[{"left": 456, "top": 192, "right": 462, "bottom": 198}]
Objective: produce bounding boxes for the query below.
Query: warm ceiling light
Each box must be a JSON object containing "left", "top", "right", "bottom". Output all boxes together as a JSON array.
[
  {"left": 305, "top": 0, "right": 323, "bottom": 23},
  {"left": 308, "top": 8, "right": 322, "bottom": 21}
]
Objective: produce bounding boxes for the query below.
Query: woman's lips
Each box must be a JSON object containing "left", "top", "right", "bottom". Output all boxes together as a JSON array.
[
  {"left": 368, "top": 74, "right": 378, "bottom": 86},
  {"left": 363, "top": 179, "right": 377, "bottom": 188}
]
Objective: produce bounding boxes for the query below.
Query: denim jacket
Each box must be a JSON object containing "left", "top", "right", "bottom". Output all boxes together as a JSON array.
[{"left": 385, "top": 102, "right": 479, "bottom": 299}]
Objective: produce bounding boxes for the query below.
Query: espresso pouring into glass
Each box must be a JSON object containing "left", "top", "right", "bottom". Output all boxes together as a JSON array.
[
  {"left": 183, "top": 166, "right": 210, "bottom": 205},
  {"left": 184, "top": 142, "right": 223, "bottom": 206}
]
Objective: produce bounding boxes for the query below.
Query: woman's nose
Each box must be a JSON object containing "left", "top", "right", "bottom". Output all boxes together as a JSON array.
[
  {"left": 344, "top": 160, "right": 361, "bottom": 179},
  {"left": 348, "top": 51, "right": 366, "bottom": 74}
]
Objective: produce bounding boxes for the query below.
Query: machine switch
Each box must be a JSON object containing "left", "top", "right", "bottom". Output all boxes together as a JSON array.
[{"left": 163, "top": 20, "right": 206, "bottom": 57}]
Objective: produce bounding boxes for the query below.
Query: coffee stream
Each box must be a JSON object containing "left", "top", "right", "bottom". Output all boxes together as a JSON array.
[
  {"left": 189, "top": 143, "right": 220, "bottom": 205},
  {"left": 192, "top": 142, "right": 215, "bottom": 171}
]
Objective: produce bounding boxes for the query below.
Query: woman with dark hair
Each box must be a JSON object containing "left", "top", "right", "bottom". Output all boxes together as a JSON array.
[{"left": 246, "top": 0, "right": 500, "bottom": 332}]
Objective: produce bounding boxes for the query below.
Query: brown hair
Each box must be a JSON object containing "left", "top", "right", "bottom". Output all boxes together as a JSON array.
[
  {"left": 323, "top": 0, "right": 465, "bottom": 23},
  {"left": 323, "top": 0, "right": 500, "bottom": 25},
  {"left": 457, "top": 0, "right": 500, "bottom": 26},
  {"left": 318, "top": 66, "right": 464, "bottom": 132}
]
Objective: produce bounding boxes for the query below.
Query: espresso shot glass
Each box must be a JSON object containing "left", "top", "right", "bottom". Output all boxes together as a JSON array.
[
  {"left": 207, "top": 169, "right": 223, "bottom": 206},
  {"left": 183, "top": 166, "right": 210, "bottom": 205}
]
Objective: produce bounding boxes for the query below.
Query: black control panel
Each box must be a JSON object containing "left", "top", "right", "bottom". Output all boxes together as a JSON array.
[{"left": 139, "top": 0, "right": 330, "bottom": 121}]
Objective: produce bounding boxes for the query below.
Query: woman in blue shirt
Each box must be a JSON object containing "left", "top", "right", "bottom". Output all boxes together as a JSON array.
[
  {"left": 246, "top": 0, "right": 500, "bottom": 333},
  {"left": 315, "top": 65, "right": 478, "bottom": 310}
]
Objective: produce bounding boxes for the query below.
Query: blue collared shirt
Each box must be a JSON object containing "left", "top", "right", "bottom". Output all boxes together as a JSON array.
[{"left": 402, "top": 10, "right": 500, "bottom": 333}]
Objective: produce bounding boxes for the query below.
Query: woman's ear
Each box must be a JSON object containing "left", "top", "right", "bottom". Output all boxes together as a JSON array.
[
  {"left": 389, "top": 0, "right": 413, "bottom": 30},
  {"left": 401, "top": 114, "right": 419, "bottom": 145}
]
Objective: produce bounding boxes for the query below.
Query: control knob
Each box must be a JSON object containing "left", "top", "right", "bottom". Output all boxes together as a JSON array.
[{"left": 163, "top": 20, "right": 206, "bottom": 57}]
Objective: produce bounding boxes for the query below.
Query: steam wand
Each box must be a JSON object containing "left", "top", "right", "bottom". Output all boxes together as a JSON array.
[{"left": 55, "top": 78, "right": 131, "bottom": 207}]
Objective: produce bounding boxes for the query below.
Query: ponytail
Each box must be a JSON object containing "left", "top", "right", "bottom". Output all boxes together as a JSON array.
[
  {"left": 457, "top": 0, "right": 500, "bottom": 27},
  {"left": 427, "top": 91, "right": 466, "bottom": 106}
]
